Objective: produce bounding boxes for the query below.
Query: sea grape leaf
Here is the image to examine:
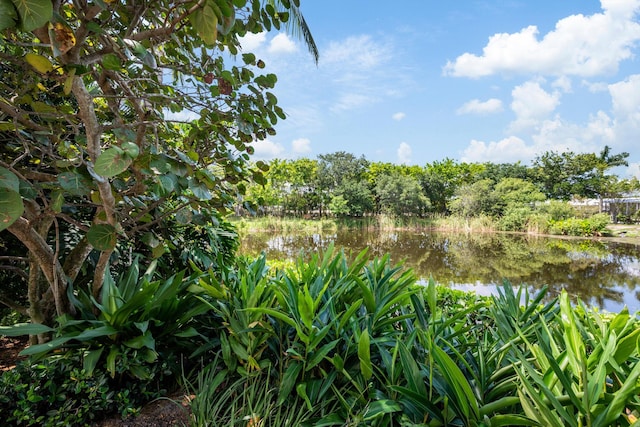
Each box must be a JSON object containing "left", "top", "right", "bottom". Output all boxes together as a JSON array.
[
  {"left": 87, "top": 223, "right": 117, "bottom": 251},
  {"left": 94, "top": 147, "right": 132, "bottom": 177},
  {"left": 0, "top": 187, "right": 24, "bottom": 231},
  {"left": 0, "top": 0, "right": 18, "bottom": 31},
  {"left": 0, "top": 167, "right": 19, "bottom": 192},
  {"left": 11, "top": 0, "right": 53, "bottom": 31}
]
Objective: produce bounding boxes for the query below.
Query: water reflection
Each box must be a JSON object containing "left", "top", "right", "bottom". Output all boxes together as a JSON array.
[{"left": 239, "top": 230, "right": 640, "bottom": 313}]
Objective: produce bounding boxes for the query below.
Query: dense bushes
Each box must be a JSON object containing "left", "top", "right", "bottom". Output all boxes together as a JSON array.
[
  {"left": 184, "top": 250, "right": 640, "bottom": 426},
  {"left": 548, "top": 213, "right": 610, "bottom": 236},
  {"left": 2, "top": 247, "right": 640, "bottom": 425}
]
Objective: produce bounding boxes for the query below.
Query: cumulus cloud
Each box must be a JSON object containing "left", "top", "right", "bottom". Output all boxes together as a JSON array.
[
  {"left": 456, "top": 98, "right": 503, "bottom": 115},
  {"left": 392, "top": 112, "right": 406, "bottom": 121},
  {"left": 397, "top": 142, "right": 412, "bottom": 164},
  {"left": 268, "top": 33, "right": 298, "bottom": 55},
  {"left": 444, "top": 0, "right": 640, "bottom": 78},
  {"left": 292, "top": 138, "right": 312, "bottom": 154},
  {"left": 252, "top": 139, "right": 285, "bottom": 161},
  {"left": 609, "top": 74, "right": 640, "bottom": 117},
  {"left": 509, "top": 81, "right": 561, "bottom": 131},
  {"left": 460, "top": 136, "right": 535, "bottom": 163},
  {"left": 552, "top": 76, "right": 573, "bottom": 93},
  {"left": 239, "top": 32, "right": 267, "bottom": 52},
  {"left": 627, "top": 162, "right": 640, "bottom": 178}
]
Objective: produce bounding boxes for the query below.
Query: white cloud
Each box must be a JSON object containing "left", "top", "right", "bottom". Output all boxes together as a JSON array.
[
  {"left": 397, "top": 142, "right": 412, "bottom": 164},
  {"left": 456, "top": 98, "right": 503, "bottom": 115},
  {"left": 292, "top": 138, "right": 312, "bottom": 154},
  {"left": 627, "top": 162, "right": 640, "bottom": 178},
  {"left": 609, "top": 74, "right": 640, "bottom": 117},
  {"left": 320, "top": 35, "right": 408, "bottom": 113},
  {"left": 251, "top": 139, "right": 285, "bottom": 161},
  {"left": 552, "top": 76, "right": 573, "bottom": 93},
  {"left": 509, "top": 81, "right": 561, "bottom": 131},
  {"left": 268, "top": 33, "right": 298, "bottom": 55},
  {"left": 324, "top": 35, "right": 389, "bottom": 69},
  {"left": 331, "top": 93, "right": 376, "bottom": 113},
  {"left": 239, "top": 32, "right": 267, "bottom": 52},
  {"left": 461, "top": 136, "right": 535, "bottom": 163},
  {"left": 444, "top": 0, "right": 640, "bottom": 78},
  {"left": 392, "top": 112, "right": 406, "bottom": 121}
]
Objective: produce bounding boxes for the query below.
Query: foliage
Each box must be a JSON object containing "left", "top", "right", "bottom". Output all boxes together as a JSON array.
[
  {"left": 375, "top": 173, "right": 430, "bottom": 216},
  {"left": 549, "top": 213, "right": 610, "bottom": 236},
  {"left": 449, "top": 179, "right": 497, "bottom": 218},
  {"left": 183, "top": 249, "right": 640, "bottom": 426},
  {"left": 5, "top": 259, "right": 209, "bottom": 382},
  {"left": 0, "top": 0, "right": 300, "bottom": 331},
  {"left": 0, "top": 352, "right": 158, "bottom": 426},
  {"left": 187, "top": 361, "right": 330, "bottom": 427}
]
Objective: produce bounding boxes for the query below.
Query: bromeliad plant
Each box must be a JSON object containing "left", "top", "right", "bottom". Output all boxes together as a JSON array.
[
  {"left": 186, "top": 249, "right": 640, "bottom": 426},
  {"left": 511, "top": 292, "right": 640, "bottom": 427},
  {"left": 2, "top": 259, "right": 209, "bottom": 381}
]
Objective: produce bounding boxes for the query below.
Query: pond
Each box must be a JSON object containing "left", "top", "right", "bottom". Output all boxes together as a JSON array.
[{"left": 239, "top": 229, "right": 640, "bottom": 313}]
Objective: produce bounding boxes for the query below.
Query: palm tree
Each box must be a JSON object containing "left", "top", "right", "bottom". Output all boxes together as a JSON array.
[
  {"left": 265, "top": 0, "right": 319, "bottom": 64},
  {"left": 596, "top": 145, "right": 629, "bottom": 212}
]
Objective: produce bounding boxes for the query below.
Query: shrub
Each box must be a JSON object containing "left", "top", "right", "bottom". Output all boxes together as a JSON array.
[
  {"left": 548, "top": 213, "right": 610, "bottom": 236},
  {"left": 499, "top": 205, "right": 535, "bottom": 232},
  {"left": 0, "top": 352, "right": 156, "bottom": 426}
]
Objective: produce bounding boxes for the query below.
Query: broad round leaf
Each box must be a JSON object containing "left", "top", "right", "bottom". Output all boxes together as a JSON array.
[
  {"left": 190, "top": 4, "right": 218, "bottom": 45},
  {"left": 59, "top": 171, "right": 92, "bottom": 195},
  {"left": 0, "top": 187, "right": 24, "bottom": 231},
  {"left": 0, "top": 0, "right": 18, "bottom": 31},
  {"left": 94, "top": 147, "right": 132, "bottom": 177},
  {"left": 101, "top": 53, "right": 122, "bottom": 71},
  {"left": 13, "top": 0, "right": 53, "bottom": 31},
  {"left": 0, "top": 166, "right": 20, "bottom": 191},
  {"left": 87, "top": 224, "right": 117, "bottom": 251},
  {"left": 121, "top": 141, "right": 140, "bottom": 159}
]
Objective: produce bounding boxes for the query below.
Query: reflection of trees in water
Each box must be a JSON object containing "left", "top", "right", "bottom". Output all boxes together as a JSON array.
[{"left": 239, "top": 230, "right": 640, "bottom": 310}]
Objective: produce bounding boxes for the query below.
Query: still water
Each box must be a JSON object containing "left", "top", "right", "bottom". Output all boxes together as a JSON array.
[{"left": 239, "top": 230, "right": 640, "bottom": 313}]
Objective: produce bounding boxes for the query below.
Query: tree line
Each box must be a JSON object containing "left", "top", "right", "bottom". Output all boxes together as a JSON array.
[{"left": 243, "top": 148, "right": 639, "bottom": 222}]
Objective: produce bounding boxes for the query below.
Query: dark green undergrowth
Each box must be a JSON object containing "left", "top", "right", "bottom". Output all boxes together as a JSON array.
[{"left": 2, "top": 246, "right": 640, "bottom": 426}]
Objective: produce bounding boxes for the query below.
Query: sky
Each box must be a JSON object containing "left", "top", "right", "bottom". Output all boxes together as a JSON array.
[{"left": 238, "top": 0, "right": 640, "bottom": 178}]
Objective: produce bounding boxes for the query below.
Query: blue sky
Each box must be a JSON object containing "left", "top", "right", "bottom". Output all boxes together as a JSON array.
[{"left": 239, "top": 1, "right": 640, "bottom": 177}]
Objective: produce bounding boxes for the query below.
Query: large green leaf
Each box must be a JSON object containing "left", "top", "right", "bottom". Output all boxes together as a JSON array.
[
  {"left": 0, "top": 322, "right": 54, "bottom": 336},
  {"left": 0, "top": 166, "right": 19, "bottom": 191},
  {"left": 87, "top": 223, "right": 117, "bottom": 250},
  {"left": 0, "top": 187, "right": 24, "bottom": 231},
  {"left": 0, "top": 0, "right": 18, "bottom": 31},
  {"left": 94, "top": 147, "right": 132, "bottom": 177},
  {"left": 358, "top": 328, "right": 372, "bottom": 380},
  {"left": 189, "top": 2, "right": 218, "bottom": 45},
  {"left": 59, "top": 170, "right": 92, "bottom": 195},
  {"left": 11, "top": 0, "right": 53, "bottom": 31}
]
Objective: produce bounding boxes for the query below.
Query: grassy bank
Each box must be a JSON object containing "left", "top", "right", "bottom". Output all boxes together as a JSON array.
[{"left": 231, "top": 214, "right": 632, "bottom": 238}]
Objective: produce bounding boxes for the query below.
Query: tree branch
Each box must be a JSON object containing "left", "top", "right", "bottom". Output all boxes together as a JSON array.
[{"left": 7, "top": 217, "right": 70, "bottom": 316}]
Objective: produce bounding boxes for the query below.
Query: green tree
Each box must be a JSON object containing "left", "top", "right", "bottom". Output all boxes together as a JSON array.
[
  {"left": 422, "top": 159, "right": 484, "bottom": 213},
  {"left": 375, "top": 173, "right": 429, "bottom": 216},
  {"left": 449, "top": 179, "right": 496, "bottom": 218},
  {"left": 532, "top": 148, "right": 628, "bottom": 201},
  {"left": 0, "top": 0, "right": 306, "bottom": 332},
  {"left": 492, "top": 177, "right": 546, "bottom": 215},
  {"left": 317, "top": 151, "right": 373, "bottom": 216}
]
